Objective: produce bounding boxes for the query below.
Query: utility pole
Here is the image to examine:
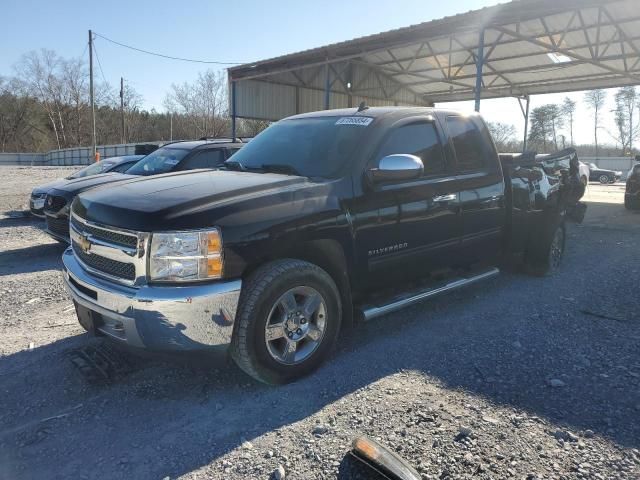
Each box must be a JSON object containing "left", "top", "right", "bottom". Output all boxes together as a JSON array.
[
  {"left": 170, "top": 112, "right": 173, "bottom": 141},
  {"left": 120, "top": 77, "right": 126, "bottom": 143},
  {"left": 89, "top": 30, "right": 97, "bottom": 161}
]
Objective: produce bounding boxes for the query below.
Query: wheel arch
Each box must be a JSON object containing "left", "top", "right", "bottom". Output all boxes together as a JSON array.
[{"left": 240, "top": 239, "right": 355, "bottom": 329}]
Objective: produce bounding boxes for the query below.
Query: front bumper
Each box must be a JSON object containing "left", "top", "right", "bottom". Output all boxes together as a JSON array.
[{"left": 62, "top": 248, "right": 242, "bottom": 353}]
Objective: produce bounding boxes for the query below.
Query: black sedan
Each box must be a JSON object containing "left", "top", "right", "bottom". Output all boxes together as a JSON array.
[
  {"left": 625, "top": 163, "right": 640, "bottom": 210},
  {"left": 588, "top": 163, "right": 623, "bottom": 184},
  {"left": 29, "top": 155, "right": 144, "bottom": 217},
  {"left": 43, "top": 139, "right": 244, "bottom": 242}
]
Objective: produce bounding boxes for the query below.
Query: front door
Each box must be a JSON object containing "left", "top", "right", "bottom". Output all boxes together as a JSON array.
[{"left": 349, "top": 118, "right": 463, "bottom": 290}]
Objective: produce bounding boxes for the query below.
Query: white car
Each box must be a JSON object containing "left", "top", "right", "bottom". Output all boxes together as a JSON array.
[{"left": 579, "top": 162, "right": 590, "bottom": 186}]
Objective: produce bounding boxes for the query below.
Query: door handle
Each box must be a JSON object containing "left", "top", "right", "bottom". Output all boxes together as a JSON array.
[{"left": 433, "top": 193, "right": 457, "bottom": 203}]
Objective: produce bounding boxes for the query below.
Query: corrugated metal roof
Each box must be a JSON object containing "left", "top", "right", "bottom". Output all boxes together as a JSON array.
[{"left": 230, "top": 0, "right": 640, "bottom": 120}]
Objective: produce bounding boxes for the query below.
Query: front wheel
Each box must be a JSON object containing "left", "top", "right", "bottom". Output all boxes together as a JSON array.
[
  {"left": 599, "top": 174, "right": 610, "bottom": 184},
  {"left": 230, "top": 259, "right": 342, "bottom": 384},
  {"left": 581, "top": 176, "right": 588, "bottom": 187}
]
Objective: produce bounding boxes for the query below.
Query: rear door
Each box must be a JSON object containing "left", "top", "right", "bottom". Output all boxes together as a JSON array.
[
  {"left": 444, "top": 115, "right": 505, "bottom": 265},
  {"left": 351, "top": 117, "right": 464, "bottom": 287}
]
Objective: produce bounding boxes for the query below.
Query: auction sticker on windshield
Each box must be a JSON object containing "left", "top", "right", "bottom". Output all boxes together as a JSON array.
[{"left": 335, "top": 117, "right": 373, "bottom": 126}]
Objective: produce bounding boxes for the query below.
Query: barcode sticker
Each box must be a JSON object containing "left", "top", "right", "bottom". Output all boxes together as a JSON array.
[{"left": 335, "top": 117, "right": 373, "bottom": 126}]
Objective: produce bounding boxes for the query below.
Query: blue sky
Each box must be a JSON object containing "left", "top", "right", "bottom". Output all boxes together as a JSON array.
[{"left": 0, "top": 0, "right": 624, "bottom": 145}]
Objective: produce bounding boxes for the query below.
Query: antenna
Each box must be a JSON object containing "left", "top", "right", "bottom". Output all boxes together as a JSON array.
[{"left": 357, "top": 101, "right": 369, "bottom": 113}]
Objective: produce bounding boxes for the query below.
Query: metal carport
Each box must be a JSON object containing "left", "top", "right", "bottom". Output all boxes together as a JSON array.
[{"left": 228, "top": 0, "right": 640, "bottom": 144}]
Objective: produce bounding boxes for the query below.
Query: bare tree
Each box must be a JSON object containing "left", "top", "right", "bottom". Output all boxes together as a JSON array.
[
  {"left": 164, "top": 70, "right": 229, "bottom": 138},
  {"left": 561, "top": 97, "right": 576, "bottom": 146},
  {"left": 528, "top": 105, "right": 563, "bottom": 152},
  {"left": 584, "top": 89, "right": 606, "bottom": 158},
  {"left": 613, "top": 86, "right": 638, "bottom": 155},
  {"left": 486, "top": 121, "right": 518, "bottom": 151}
]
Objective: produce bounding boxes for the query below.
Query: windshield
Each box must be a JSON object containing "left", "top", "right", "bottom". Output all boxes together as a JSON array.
[
  {"left": 126, "top": 146, "right": 190, "bottom": 176},
  {"left": 68, "top": 160, "right": 116, "bottom": 179},
  {"left": 227, "top": 116, "right": 371, "bottom": 178}
]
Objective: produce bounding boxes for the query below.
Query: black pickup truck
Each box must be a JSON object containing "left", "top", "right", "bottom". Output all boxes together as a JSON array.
[{"left": 62, "top": 107, "right": 583, "bottom": 384}]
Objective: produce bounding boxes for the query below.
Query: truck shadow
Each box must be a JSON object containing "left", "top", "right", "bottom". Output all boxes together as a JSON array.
[
  {"left": 0, "top": 242, "right": 66, "bottom": 276},
  {"left": 0, "top": 212, "right": 638, "bottom": 479}
]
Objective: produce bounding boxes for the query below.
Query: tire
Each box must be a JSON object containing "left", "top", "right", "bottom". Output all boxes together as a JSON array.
[
  {"left": 230, "top": 259, "right": 342, "bottom": 384},
  {"left": 581, "top": 176, "right": 588, "bottom": 187},
  {"left": 525, "top": 217, "right": 566, "bottom": 276},
  {"left": 599, "top": 174, "right": 610, "bottom": 184}
]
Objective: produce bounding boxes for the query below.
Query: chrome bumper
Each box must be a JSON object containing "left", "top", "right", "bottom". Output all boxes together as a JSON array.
[{"left": 62, "top": 247, "right": 242, "bottom": 352}]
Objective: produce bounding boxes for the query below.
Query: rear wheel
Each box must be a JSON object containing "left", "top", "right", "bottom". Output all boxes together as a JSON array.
[
  {"left": 599, "top": 174, "right": 610, "bottom": 184},
  {"left": 525, "top": 217, "right": 566, "bottom": 276},
  {"left": 230, "top": 259, "right": 341, "bottom": 384}
]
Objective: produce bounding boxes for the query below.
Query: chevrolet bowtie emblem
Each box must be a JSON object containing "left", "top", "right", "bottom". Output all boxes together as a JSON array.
[{"left": 79, "top": 234, "right": 92, "bottom": 254}]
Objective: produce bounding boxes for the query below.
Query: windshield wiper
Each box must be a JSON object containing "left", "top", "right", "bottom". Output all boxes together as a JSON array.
[{"left": 261, "top": 164, "right": 301, "bottom": 176}]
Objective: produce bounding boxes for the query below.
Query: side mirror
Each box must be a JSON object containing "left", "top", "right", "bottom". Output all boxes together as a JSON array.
[{"left": 367, "top": 154, "right": 424, "bottom": 184}]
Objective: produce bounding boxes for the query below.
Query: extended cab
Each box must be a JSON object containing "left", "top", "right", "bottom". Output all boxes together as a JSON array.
[{"left": 61, "top": 107, "right": 582, "bottom": 384}]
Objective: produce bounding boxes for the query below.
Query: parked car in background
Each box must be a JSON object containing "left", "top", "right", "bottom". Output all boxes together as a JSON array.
[
  {"left": 625, "top": 162, "right": 640, "bottom": 210},
  {"left": 588, "top": 163, "right": 622, "bottom": 184},
  {"left": 43, "top": 139, "right": 244, "bottom": 242},
  {"left": 61, "top": 107, "right": 584, "bottom": 384},
  {"left": 579, "top": 162, "right": 590, "bottom": 186},
  {"left": 29, "top": 155, "right": 144, "bottom": 218}
]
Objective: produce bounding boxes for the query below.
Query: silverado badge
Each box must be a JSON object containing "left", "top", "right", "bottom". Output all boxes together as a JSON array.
[{"left": 79, "top": 234, "right": 92, "bottom": 254}]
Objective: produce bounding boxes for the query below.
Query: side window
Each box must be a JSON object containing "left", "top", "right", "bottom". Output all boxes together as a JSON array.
[
  {"left": 227, "top": 148, "right": 241, "bottom": 158},
  {"left": 111, "top": 162, "right": 135, "bottom": 173},
  {"left": 178, "top": 149, "right": 225, "bottom": 170},
  {"left": 446, "top": 116, "right": 490, "bottom": 172},
  {"left": 376, "top": 122, "right": 446, "bottom": 176}
]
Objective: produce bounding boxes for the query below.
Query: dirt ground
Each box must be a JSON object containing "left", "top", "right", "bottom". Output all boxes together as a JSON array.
[{"left": 0, "top": 165, "right": 639, "bottom": 480}]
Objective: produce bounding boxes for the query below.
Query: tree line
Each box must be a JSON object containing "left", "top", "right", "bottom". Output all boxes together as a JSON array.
[
  {"left": 2, "top": 49, "right": 639, "bottom": 156},
  {"left": 0, "top": 49, "right": 268, "bottom": 153},
  {"left": 488, "top": 86, "right": 639, "bottom": 156}
]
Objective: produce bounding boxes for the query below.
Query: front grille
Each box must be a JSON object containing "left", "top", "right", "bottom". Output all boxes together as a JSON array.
[
  {"left": 72, "top": 240, "right": 136, "bottom": 281},
  {"left": 46, "top": 215, "right": 70, "bottom": 238},
  {"left": 44, "top": 195, "right": 67, "bottom": 213},
  {"left": 71, "top": 216, "right": 137, "bottom": 248}
]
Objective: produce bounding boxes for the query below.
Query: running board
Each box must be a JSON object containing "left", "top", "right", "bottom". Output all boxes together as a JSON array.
[{"left": 359, "top": 267, "right": 500, "bottom": 321}]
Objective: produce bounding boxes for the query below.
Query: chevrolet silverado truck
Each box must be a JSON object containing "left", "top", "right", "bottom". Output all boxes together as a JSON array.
[{"left": 62, "top": 107, "right": 583, "bottom": 384}]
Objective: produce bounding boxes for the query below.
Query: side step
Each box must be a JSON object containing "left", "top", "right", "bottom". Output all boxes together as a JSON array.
[{"left": 359, "top": 267, "right": 500, "bottom": 321}]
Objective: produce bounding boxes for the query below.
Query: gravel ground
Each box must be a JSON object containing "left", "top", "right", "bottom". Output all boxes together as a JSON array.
[{"left": 0, "top": 166, "right": 639, "bottom": 480}]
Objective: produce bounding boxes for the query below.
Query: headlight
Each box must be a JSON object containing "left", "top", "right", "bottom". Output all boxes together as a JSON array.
[{"left": 149, "top": 229, "right": 223, "bottom": 282}]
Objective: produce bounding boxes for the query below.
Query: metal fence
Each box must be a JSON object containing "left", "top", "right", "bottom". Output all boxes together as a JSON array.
[
  {"left": 581, "top": 157, "right": 637, "bottom": 173},
  {"left": 0, "top": 142, "right": 164, "bottom": 167}
]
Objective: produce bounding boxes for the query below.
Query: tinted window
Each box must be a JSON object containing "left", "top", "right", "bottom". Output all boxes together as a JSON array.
[
  {"left": 228, "top": 117, "right": 369, "bottom": 178},
  {"left": 111, "top": 161, "right": 136, "bottom": 173},
  {"left": 68, "top": 160, "right": 115, "bottom": 179},
  {"left": 179, "top": 149, "right": 225, "bottom": 170},
  {"left": 126, "top": 147, "right": 191, "bottom": 176},
  {"left": 376, "top": 122, "right": 445, "bottom": 176},
  {"left": 446, "top": 116, "right": 489, "bottom": 172},
  {"left": 227, "top": 148, "right": 241, "bottom": 157}
]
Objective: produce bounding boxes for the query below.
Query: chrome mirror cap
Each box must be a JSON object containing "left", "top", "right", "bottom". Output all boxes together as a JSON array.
[{"left": 368, "top": 154, "right": 424, "bottom": 184}]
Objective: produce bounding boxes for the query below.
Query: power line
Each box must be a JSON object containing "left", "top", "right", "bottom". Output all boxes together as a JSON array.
[
  {"left": 92, "top": 42, "right": 108, "bottom": 85},
  {"left": 93, "top": 31, "right": 245, "bottom": 65}
]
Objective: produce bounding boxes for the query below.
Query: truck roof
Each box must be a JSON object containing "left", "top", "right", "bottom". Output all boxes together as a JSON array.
[{"left": 286, "top": 106, "right": 473, "bottom": 121}]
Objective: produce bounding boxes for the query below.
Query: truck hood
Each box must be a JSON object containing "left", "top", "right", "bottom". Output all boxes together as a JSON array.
[
  {"left": 72, "top": 170, "right": 330, "bottom": 231},
  {"left": 52, "top": 172, "right": 136, "bottom": 196}
]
